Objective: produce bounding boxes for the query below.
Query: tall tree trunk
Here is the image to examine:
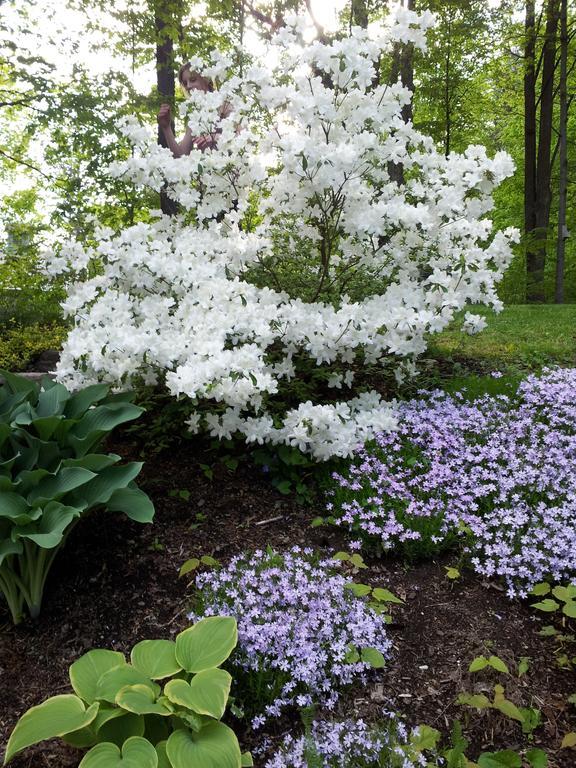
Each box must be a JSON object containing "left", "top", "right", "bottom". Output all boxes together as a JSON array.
[
  {"left": 388, "top": 0, "right": 415, "bottom": 184},
  {"left": 554, "top": 0, "right": 568, "bottom": 303},
  {"left": 526, "top": 0, "right": 560, "bottom": 302},
  {"left": 524, "top": 0, "right": 537, "bottom": 279},
  {"left": 155, "top": 0, "right": 179, "bottom": 216}
]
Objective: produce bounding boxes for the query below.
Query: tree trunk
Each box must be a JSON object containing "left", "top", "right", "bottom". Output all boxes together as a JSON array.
[
  {"left": 155, "top": 0, "right": 179, "bottom": 217},
  {"left": 388, "top": 0, "right": 415, "bottom": 184},
  {"left": 526, "top": 0, "right": 560, "bottom": 302},
  {"left": 554, "top": 0, "right": 568, "bottom": 303}
]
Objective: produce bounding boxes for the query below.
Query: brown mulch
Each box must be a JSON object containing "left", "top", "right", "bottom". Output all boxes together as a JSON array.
[{"left": 1, "top": 433, "right": 575, "bottom": 767}]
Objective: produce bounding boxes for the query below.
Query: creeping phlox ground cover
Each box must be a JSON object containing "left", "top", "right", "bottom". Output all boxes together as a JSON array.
[
  {"left": 329, "top": 368, "right": 576, "bottom": 597},
  {"left": 264, "top": 716, "right": 419, "bottom": 768},
  {"left": 190, "top": 547, "right": 391, "bottom": 728}
]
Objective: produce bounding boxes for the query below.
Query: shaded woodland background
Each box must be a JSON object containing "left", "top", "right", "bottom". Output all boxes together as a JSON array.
[{"left": 1, "top": 0, "right": 574, "bottom": 333}]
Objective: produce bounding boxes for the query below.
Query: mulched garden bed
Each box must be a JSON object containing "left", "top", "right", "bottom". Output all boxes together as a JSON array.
[{"left": 1, "top": 431, "right": 575, "bottom": 767}]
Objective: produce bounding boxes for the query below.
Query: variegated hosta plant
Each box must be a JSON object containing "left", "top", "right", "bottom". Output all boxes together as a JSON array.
[
  {"left": 0, "top": 370, "right": 154, "bottom": 624},
  {"left": 4, "top": 616, "right": 251, "bottom": 768}
]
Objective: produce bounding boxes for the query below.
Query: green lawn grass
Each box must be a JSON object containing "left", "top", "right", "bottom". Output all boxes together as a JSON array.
[
  {"left": 429, "top": 304, "right": 576, "bottom": 367},
  {"left": 419, "top": 304, "right": 576, "bottom": 398}
]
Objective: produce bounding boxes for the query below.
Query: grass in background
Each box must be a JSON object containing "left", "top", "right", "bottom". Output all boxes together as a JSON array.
[{"left": 410, "top": 304, "right": 576, "bottom": 400}]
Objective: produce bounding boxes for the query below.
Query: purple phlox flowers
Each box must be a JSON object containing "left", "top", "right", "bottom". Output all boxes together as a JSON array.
[
  {"left": 329, "top": 368, "right": 576, "bottom": 596},
  {"left": 265, "top": 715, "right": 422, "bottom": 768},
  {"left": 191, "top": 546, "right": 391, "bottom": 728}
]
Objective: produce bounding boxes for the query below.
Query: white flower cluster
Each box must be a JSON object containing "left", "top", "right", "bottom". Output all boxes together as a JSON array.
[{"left": 49, "top": 10, "right": 519, "bottom": 460}]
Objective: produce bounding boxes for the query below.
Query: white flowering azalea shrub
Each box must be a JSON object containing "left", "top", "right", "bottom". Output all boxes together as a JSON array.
[{"left": 49, "top": 8, "right": 519, "bottom": 460}]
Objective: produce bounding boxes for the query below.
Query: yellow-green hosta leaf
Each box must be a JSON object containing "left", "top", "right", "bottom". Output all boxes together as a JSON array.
[
  {"left": 156, "top": 741, "right": 171, "bottom": 768},
  {"left": 95, "top": 666, "right": 160, "bottom": 704},
  {"left": 64, "top": 707, "right": 127, "bottom": 748},
  {"left": 97, "top": 712, "right": 144, "bottom": 746},
  {"left": 175, "top": 617, "right": 237, "bottom": 673},
  {"left": 130, "top": 640, "right": 181, "bottom": 680},
  {"left": 166, "top": 722, "right": 241, "bottom": 768},
  {"left": 78, "top": 736, "right": 158, "bottom": 768},
  {"left": 70, "top": 649, "right": 127, "bottom": 703},
  {"left": 5, "top": 695, "right": 99, "bottom": 763},
  {"left": 164, "top": 669, "right": 232, "bottom": 719},
  {"left": 115, "top": 685, "right": 173, "bottom": 716}
]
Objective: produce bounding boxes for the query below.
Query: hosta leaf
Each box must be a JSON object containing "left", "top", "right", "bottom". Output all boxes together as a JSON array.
[
  {"left": 107, "top": 486, "right": 154, "bottom": 523},
  {"left": 36, "top": 383, "right": 70, "bottom": 417},
  {"left": 64, "top": 707, "right": 126, "bottom": 748},
  {"left": 0, "top": 492, "right": 30, "bottom": 520},
  {"left": 164, "top": 669, "right": 232, "bottom": 719},
  {"left": 131, "top": 640, "right": 180, "bottom": 679},
  {"left": 0, "top": 538, "right": 23, "bottom": 565},
  {"left": 78, "top": 736, "right": 158, "bottom": 768},
  {"left": 115, "top": 685, "right": 173, "bottom": 716},
  {"left": 156, "top": 741, "right": 171, "bottom": 768},
  {"left": 27, "top": 467, "right": 96, "bottom": 504},
  {"left": 71, "top": 463, "right": 143, "bottom": 509},
  {"left": 241, "top": 753, "right": 254, "bottom": 767},
  {"left": 95, "top": 666, "right": 160, "bottom": 704},
  {"left": 62, "top": 454, "right": 121, "bottom": 472},
  {"left": 32, "top": 416, "right": 65, "bottom": 441},
  {"left": 360, "top": 647, "right": 386, "bottom": 669},
  {"left": 64, "top": 385, "right": 110, "bottom": 419},
  {"left": 70, "top": 403, "right": 144, "bottom": 441},
  {"left": 0, "top": 369, "right": 38, "bottom": 396},
  {"left": 176, "top": 617, "right": 237, "bottom": 673},
  {"left": 4, "top": 695, "right": 99, "bottom": 763},
  {"left": 70, "top": 649, "right": 127, "bottom": 702},
  {"left": 14, "top": 502, "right": 82, "bottom": 548},
  {"left": 166, "top": 722, "right": 241, "bottom": 768},
  {"left": 97, "top": 712, "right": 145, "bottom": 746}
]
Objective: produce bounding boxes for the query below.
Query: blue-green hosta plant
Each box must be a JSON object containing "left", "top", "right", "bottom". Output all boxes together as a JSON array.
[
  {"left": 0, "top": 370, "right": 154, "bottom": 623},
  {"left": 4, "top": 616, "right": 252, "bottom": 768}
]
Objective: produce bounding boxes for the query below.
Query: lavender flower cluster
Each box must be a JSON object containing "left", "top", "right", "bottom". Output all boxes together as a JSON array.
[
  {"left": 265, "top": 717, "right": 421, "bottom": 768},
  {"left": 191, "top": 547, "right": 391, "bottom": 728},
  {"left": 329, "top": 368, "right": 576, "bottom": 597}
]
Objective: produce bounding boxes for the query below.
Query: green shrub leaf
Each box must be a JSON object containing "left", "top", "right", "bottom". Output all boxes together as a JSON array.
[
  {"left": 166, "top": 722, "right": 241, "bottom": 768},
  {"left": 131, "top": 640, "right": 181, "bottom": 680},
  {"left": 78, "top": 736, "right": 158, "bottom": 768},
  {"left": 371, "top": 587, "right": 403, "bottom": 604},
  {"left": 175, "top": 617, "right": 237, "bottom": 673},
  {"left": 531, "top": 599, "right": 560, "bottom": 612},
  {"left": 4, "top": 695, "right": 99, "bottom": 763}
]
